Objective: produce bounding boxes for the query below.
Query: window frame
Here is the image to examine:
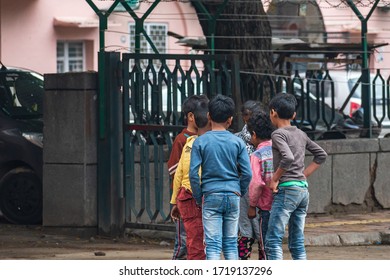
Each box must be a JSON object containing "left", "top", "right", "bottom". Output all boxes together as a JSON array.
[
  {"left": 57, "top": 41, "right": 86, "bottom": 73},
  {"left": 129, "top": 23, "right": 168, "bottom": 54}
]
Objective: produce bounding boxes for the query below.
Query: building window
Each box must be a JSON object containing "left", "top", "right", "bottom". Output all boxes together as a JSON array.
[
  {"left": 57, "top": 41, "right": 85, "bottom": 73},
  {"left": 129, "top": 23, "right": 167, "bottom": 69},
  {"left": 129, "top": 23, "right": 167, "bottom": 54}
]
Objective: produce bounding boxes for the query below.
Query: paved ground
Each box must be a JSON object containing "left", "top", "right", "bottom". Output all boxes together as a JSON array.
[{"left": 1, "top": 210, "right": 390, "bottom": 260}]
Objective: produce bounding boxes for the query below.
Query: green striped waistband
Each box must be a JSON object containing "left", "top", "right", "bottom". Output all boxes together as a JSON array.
[{"left": 278, "top": 180, "right": 308, "bottom": 188}]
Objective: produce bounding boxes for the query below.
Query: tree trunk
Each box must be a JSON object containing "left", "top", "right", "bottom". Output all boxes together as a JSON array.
[{"left": 192, "top": 0, "right": 274, "bottom": 105}]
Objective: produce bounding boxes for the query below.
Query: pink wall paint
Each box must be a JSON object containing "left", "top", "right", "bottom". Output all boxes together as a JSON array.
[
  {"left": 0, "top": 0, "right": 204, "bottom": 75},
  {"left": 320, "top": 3, "right": 390, "bottom": 76},
  {"left": 1, "top": 1, "right": 387, "bottom": 76}
]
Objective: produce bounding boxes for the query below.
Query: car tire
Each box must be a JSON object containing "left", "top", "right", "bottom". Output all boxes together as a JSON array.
[{"left": 0, "top": 167, "right": 42, "bottom": 224}]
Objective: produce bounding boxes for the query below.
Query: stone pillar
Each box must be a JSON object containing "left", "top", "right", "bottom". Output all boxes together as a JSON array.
[{"left": 42, "top": 72, "right": 98, "bottom": 230}]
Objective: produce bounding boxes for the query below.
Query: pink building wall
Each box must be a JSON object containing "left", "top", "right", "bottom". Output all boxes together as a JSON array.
[
  {"left": 0, "top": 0, "right": 204, "bottom": 75},
  {"left": 1, "top": 1, "right": 387, "bottom": 75},
  {"left": 319, "top": 3, "right": 390, "bottom": 76}
]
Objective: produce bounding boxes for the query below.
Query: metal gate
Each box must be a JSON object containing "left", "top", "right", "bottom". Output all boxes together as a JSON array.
[{"left": 122, "top": 53, "right": 241, "bottom": 230}]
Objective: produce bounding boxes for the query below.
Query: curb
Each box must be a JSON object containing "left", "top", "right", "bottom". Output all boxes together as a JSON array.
[
  {"left": 305, "top": 231, "right": 390, "bottom": 247},
  {"left": 127, "top": 228, "right": 390, "bottom": 247}
]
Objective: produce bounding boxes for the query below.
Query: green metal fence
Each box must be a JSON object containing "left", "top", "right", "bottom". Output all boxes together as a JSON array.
[
  {"left": 121, "top": 52, "right": 390, "bottom": 229},
  {"left": 122, "top": 53, "right": 241, "bottom": 229},
  {"left": 240, "top": 69, "right": 389, "bottom": 139}
]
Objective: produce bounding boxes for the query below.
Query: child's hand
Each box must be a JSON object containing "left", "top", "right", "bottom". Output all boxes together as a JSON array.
[
  {"left": 268, "top": 179, "right": 279, "bottom": 193},
  {"left": 170, "top": 205, "right": 180, "bottom": 221},
  {"left": 247, "top": 206, "right": 257, "bottom": 219}
]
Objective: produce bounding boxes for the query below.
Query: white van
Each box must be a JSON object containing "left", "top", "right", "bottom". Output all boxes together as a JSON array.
[
  {"left": 301, "top": 70, "right": 362, "bottom": 116},
  {"left": 301, "top": 70, "right": 389, "bottom": 129}
]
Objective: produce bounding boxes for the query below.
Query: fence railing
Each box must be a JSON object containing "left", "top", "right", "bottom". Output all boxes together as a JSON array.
[
  {"left": 122, "top": 53, "right": 240, "bottom": 226},
  {"left": 241, "top": 69, "right": 389, "bottom": 139},
  {"left": 122, "top": 55, "right": 389, "bottom": 226}
]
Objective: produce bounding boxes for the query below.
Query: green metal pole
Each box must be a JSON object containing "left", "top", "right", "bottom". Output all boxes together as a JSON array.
[
  {"left": 122, "top": 0, "right": 162, "bottom": 54},
  {"left": 346, "top": 0, "right": 380, "bottom": 138},
  {"left": 86, "top": 0, "right": 123, "bottom": 236},
  {"left": 86, "top": 0, "right": 121, "bottom": 138},
  {"left": 98, "top": 15, "right": 108, "bottom": 139},
  {"left": 192, "top": 0, "right": 229, "bottom": 88},
  {"left": 192, "top": 0, "right": 229, "bottom": 56}
]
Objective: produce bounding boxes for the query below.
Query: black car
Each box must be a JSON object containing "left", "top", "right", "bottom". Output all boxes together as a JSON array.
[{"left": 0, "top": 63, "right": 43, "bottom": 224}]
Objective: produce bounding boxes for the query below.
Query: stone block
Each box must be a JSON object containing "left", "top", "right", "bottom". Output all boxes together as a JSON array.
[
  {"left": 339, "top": 232, "right": 381, "bottom": 245},
  {"left": 44, "top": 72, "right": 97, "bottom": 90},
  {"left": 43, "top": 164, "right": 97, "bottom": 226},
  {"left": 317, "top": 139, "right": 378, "bottom": 155},
  {"left": 43, "top": 89, "right": 97, "bottom": 164},
  {"left": 306, "top": 155, "right": 332, "bottom": 213},
  {"left": 374, "top": 152, "right": 390, "bottom": 208},
  {"left": 332, "top": 153, "right": 370, "bottom": 205},
  {"left": 305, "top": 233, "right": 341, "bottom": 246},
  {"left": 379, "top": 138, "right": 390, "bottom": 152}
]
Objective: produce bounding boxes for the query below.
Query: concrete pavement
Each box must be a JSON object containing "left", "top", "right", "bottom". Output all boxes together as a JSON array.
[
  {"left": 304, "top": 210, "right": 390, "bottom": 246},
  {"left": 128, "top": 210, "right": 390, "bottom": 247},
  {"left": 1, "top": 210, "right": 390, "bottom": 260}
]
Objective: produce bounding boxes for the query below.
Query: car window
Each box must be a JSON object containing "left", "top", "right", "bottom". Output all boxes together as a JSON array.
[{"left": 0, "top": 70, "right": 43, "bottom": 118}]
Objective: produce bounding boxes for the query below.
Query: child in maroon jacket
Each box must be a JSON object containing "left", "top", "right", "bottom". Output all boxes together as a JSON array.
[{"left": 167, "top": 94, "right": 208, "bottom": 260}]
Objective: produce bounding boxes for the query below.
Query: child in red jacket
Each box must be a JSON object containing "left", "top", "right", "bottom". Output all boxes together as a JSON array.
[{"left": 167, "top": 94, "right": 208, "bottom": 260}]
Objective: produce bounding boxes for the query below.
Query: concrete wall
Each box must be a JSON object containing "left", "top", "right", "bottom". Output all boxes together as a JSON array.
[
  {"left": 307, "top": 138, "right": 390, "bottom": 214},
  {"left": 43, "top": 72, "right": 98, "bottom": 227},
  {"left": 130, "top": 138, "right": 390, "bottom": 220}
]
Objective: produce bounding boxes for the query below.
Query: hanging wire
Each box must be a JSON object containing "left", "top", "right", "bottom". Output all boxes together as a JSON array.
[
  {"left": 101, "top": 0, "right": 390, "bottom": 58},
  {"left": 96, "top": 0, "right": 390, "bottom": 6}
]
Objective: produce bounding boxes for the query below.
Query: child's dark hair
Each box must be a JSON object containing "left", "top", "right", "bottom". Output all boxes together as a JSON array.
[
  {"left": 241, "top": 100, "right": 263, "bottom": 116},
  {"left": 247, "top": 111, "right": 274, "bottom": 139},
  {"left": 194, "top": 96, "right": 209, "bottom": 128},
  {"left": 208, "top": 94, "right": 235, "bottom": 123},
  {"left": 268, "top": 93, "right": 297, "bottom": 120},
  {"left": 182, "top": 94, "right": 209, "bottom": 124}
]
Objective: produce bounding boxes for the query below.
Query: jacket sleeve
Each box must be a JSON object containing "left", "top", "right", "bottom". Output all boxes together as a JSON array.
[
  {"left": 248, "top": 154, "right": 263, "bottom": 207},
  {"left": 306, "top": 137, "right": 327, "bottom": 165},
  {"left": 170, "top": 148, "right": 185, "bottom": 204},
  {"left": 189, "top": 139, "right": 202, "bottom": 205},
  {"left": 238, "top": 142, "right": 252, "bottom": 196},
  {"left": 167, "top": 134, "right": 185, "bottom": 177}
]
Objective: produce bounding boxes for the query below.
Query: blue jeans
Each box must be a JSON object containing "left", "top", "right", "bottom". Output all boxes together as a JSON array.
[
  {"left": 265, "top": 186, "right": 309, "bottom": 260},
  {"left": 202, "top": 192, "right": 240, "bottom": 260},
  {"left": 172, "top": 218, "right": 187, "bottom": 260}
]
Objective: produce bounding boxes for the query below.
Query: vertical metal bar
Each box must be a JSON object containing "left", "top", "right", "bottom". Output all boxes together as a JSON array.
[
  {"left": 346, "top": 0, "right": 380, "bottom": 137},
  {"left": 123, "top": 0, "right": 162, "bottom": 54},
  {"left": 86, "top": 0, "right": 121, "bottom": 139},
  {"left": 231, "top": 55, "right": 242, "bottom": 131},
  {"left": 97, "top": 52, "right": 123, "bottom": 235},
  {"left": 122, "top": 55, "right": 131, "bottom": 222},
  {"left": 192, "top": 0, "right": 229, "bottom": 70}
]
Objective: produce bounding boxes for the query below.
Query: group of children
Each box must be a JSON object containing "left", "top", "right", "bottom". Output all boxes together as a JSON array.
[{"left": 167, "top": 93, "right": 328, "bottom": 260}]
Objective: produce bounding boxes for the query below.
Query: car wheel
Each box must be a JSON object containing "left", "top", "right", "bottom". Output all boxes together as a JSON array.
[{"left": 0, "top": 167, "right": 42, "bottom": 224}]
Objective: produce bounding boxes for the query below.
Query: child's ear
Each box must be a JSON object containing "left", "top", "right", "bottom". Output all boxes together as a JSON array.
[
  {"left": 270, "top": 108, "right": 278, "bottom": 118},
  {"left": 226, "top": 116, "right": 233, "bottom": 127},
  {"left": 188, "top": 112, "right": 195, "bottom": 122},
  {"left": 292, "top": 112, "right": 296, "bottom": 120}
]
